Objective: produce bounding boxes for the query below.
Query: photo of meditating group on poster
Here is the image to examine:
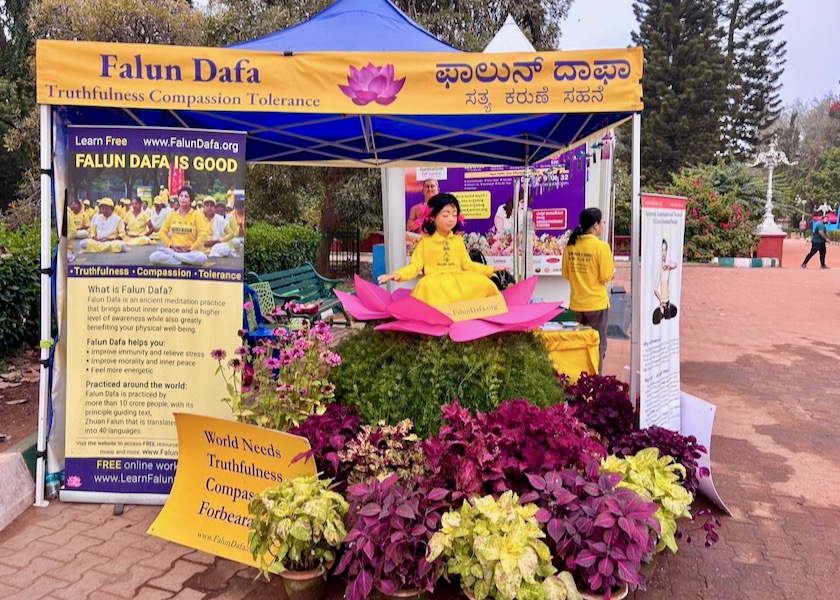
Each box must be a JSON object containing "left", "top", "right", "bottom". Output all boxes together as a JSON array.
[{"left": 66, "top": 126, "right": 246, "bottom": 273}]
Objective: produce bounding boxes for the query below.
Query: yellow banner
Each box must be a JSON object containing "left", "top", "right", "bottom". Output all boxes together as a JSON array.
[
  {"left": 148, "top": 414, "right": 317, "bottom": 566},
  {"left": 36, "top": 40, "right": 643, "bottom": 115}
]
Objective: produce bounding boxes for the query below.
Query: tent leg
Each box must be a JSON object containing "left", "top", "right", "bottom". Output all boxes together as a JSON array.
[
  {"left": 629, "top": 113, "right": 641, "bottom": 410},
  {"left": 35, "top": 104, "right": 53, "bottom": 507}
]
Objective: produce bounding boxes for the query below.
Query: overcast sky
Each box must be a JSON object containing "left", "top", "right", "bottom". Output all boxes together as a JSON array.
[{"left": 558, "top": 0, "right": 838, "bottom": 106}]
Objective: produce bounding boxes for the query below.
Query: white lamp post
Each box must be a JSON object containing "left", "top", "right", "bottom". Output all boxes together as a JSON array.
[{"left": 751, "top": 138, "right": 796, "bottom": 235}]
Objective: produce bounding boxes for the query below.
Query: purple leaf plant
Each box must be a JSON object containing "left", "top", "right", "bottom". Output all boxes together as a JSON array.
[
  {"left": 521, "top": 459, "right": 660, "bottom": 598},
  {"left": 422, "top": 399, "right": 606, "bottom": 498},
  {"left": 562, "top": 373, "right": 639, "bottom": 444},
  {"left": 289, "top": 402, "right": 361, "bottom": 486},
  {"left": 335, "top": 474, "right": 450, "bottom": 599}
]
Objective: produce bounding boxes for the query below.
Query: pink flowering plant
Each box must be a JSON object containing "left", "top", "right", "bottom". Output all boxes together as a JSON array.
[{"left": 212, "top": 319, "right": 342, "bottom": 431}]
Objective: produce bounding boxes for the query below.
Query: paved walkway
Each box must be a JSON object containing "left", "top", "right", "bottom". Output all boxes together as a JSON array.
[{"left": 1, "top": 238, "right": 838, "bottom": 599}]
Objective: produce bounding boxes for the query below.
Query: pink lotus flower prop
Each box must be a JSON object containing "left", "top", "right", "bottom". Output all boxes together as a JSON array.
[
  {"left": 335, "top": 276, "right": 563, "bottom": 342},
  {"left": 339, "top": 63, "right": 406, "bottom": 106}
]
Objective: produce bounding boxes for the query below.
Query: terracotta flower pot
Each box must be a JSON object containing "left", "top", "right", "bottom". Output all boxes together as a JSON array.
[
  {"left": 374, "top": 584, "right": 429, "bottom": 600},
  {"left": 579, "top": 582, "right": 629, "bottom": 600},
  {"left": 277, "top": 561, "right": 332, "bottom": 600}
]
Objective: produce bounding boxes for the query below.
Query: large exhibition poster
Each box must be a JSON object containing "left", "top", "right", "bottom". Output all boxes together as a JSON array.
[
  {"left": 639, "top": 194, "right": 687, "bottom": 431},
  {"left": 63, "top": 126, "right": 246, "bottom": 498},
  {"left": 404, "top": 149, "right": 586, "bottom": 274}
]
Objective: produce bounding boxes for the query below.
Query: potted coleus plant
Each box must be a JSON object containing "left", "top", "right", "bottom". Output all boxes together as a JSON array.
[
  {"left": 336, "top": 474, "right": 451, "bottom": 600},
  {"left": 600, "top": 448, "right": 693, "bottom": 554},
  {"left": 521, "top": 460, "right": 660, "bottom": 599},
  {"left": 423, "top": 400, "right": 605, "bottom": 498},
  {"left": 338, "top": 419, "right": 429, "bottom": 486},
  {"left": 427, "top": 490, "right": 581, "bottom": 600},
  {"left": 248, "top": 475, "right": 348, "bottom": 600},
  {"left": 289, "top": 402, "right": 362, "bottom": 487}
]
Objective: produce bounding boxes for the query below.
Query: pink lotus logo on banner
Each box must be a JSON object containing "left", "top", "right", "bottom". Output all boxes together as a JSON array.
[
  {"left": 339, "top": 63, "right": 406, "bottom": 106},
  {"left": 66, "top": 475, "right": 82, "bottom": 488}
]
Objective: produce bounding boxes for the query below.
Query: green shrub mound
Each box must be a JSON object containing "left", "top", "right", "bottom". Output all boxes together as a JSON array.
[
  {"left": 0, "top": 224, "right": 40, "bottom": 357},
  {"left": 332, "top": 328, "right": 564, "bottom": 437},
  {"left": 244, "top": 221, "right": 320, "bottom": 275}
]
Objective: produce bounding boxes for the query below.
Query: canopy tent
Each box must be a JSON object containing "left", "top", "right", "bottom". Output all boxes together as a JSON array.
[{"left": 34, "top": 0, "right": 645, "bottom": 505}]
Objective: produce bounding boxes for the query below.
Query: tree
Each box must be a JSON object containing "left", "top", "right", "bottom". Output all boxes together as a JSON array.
[
  {"left": 796, "top": 147, "right": 840, "bottom": 210},
  {"left": 722, "top": 0, "right": 787, "bottom": 158},
  {"left": 396, "top": 0, "right": 573, "bottom": 51},
  {"left": 632, "top": 0, "right": 729, "bottom": 187}
]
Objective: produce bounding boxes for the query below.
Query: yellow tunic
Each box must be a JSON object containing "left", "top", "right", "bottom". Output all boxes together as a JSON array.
[
  {"left": 85, "top": 207, "right": 95, "bottom": 220},
  {"left": 395, "top": 232, "right": 498, "bottom": 306},
  {"left": 67, "top": 209, "right": 89, "bottom": 238},
  {"left": 123, "top": 210, "right": 152, "bottom": 246},
  {"left": 160, "top": 209, "right": 207, "bottom": 250}
]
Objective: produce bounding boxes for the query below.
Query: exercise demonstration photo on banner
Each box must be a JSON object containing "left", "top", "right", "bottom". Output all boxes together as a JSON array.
[
  {"left": 639, "top": 193, "right": 687, "bottom": 431},
  {"left": 404, "top": 149, "right": 586, "bottom": 276},
  {"left": 63, "top": 126, "right": 246, "bottom": 501}
]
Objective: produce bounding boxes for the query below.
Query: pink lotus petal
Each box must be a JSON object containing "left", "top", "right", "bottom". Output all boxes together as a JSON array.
[
  {"left": 353, "top": 274, "right": 394, "bottom": 311},
  {"left": 353, "top": 90, "right": 379, "bottom": 104},
  {"left": 375, "top": 320, "right": 450, "bottom": 337},
  {"left": 501, "top": 276, "right": 539, "bottom": 306},
  {"left": 359, "top": 64, "right": 377, "bottom": 86},
  {"left": 349, "top": 65, "right": 360, "bottom": 84},
  {"left": 382, "top": 64, "right": 394, "bottom": 81},
  {"left": 387, "top": 297, "right": 453, "bottom": 326},
  {"left": 449, "top": 319, "right": 509, "bottom": 342},
  {"left": 334, "top": 290, "right": 391, "bottom": 320},
  {"left": 368, "top": 74, "right": 389, "bottom": 96},
  {"left": 338, "top": 84, "right": 357, "bottom": 100},
  {"left": 375, "top": 95, "right": 398, "bottom": 105},
  {"left": 392, "top": 288, "right": 412, "bottom": 301},
  {"left": 481, "top": 302, "right": 562, "bottom": 325},
  {"left": 383, "top": 77, "right": 406, "bottom": 97}
]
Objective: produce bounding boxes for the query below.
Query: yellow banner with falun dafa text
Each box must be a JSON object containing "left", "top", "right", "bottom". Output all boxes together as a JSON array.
[{"left": 36, "top": 40, "right": 643, "bottom": 115}]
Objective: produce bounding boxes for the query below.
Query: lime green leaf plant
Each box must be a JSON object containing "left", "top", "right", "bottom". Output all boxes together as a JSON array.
[
  {"left": 427, "top": 491, "right": 580, "bottom": 600},
  {"left": 247, "top": 475, "right": 349, "bottom": 578},
  {"left": 600, "top": 448, "right": 693, "bottom": 553}
]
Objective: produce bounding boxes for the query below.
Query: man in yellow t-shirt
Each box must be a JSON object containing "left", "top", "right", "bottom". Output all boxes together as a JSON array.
[
  {"left": 67, "top": 199, "right": 90, "bottom": 239},
  {"left": 561, "top": 207, "right": 615, "bottom": 373},
  {"left": 82, "top": 199, "right": 95, "bottom": 221}
]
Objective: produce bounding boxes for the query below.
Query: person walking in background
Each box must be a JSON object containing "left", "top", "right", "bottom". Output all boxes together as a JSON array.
[
  {"left": 802, "top": 213, "right": 830, "bottom": 269},
  {"left": 561, "top": 207, "right": 615, "bottom": 373}
]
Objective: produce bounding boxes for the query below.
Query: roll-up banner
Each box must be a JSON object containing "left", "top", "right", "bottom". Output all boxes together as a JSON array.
[
  {"left": 639, "top": 194, "right": 687, "bottom": 431},
  {"left": 62, "top": 126, "right": 246, "bottom": 503}
]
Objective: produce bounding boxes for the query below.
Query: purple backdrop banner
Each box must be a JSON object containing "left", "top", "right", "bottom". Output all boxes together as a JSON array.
[{"left": 404, "top": 149, "right": 586, "bottom": 275}]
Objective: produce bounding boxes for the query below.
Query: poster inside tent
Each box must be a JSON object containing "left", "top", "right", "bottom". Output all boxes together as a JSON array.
[
  {"left": 404, "top": 149, "right": 586, "bottom": 274},
  {"left": 63, "top": 126, "right": 246, "bottom": 497},
  {"left": 639, "top": 194, "right": 687, "bottom": 431}
]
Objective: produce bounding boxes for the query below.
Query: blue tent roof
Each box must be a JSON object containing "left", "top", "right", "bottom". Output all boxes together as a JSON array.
[
  {"left": 62, "top": 0, "right": 634, "bottom": 166},
  {"left": 229, "top": 0, "right": 458, "bottom": 53}
]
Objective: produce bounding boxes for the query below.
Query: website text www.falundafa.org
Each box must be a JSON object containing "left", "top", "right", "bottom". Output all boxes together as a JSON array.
[{"left": 143, "top": 135, "right": 240, "bottom": 154}]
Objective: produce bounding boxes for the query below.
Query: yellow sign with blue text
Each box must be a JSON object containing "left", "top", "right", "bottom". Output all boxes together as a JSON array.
[
  {"left": 36, "top": 40, "right": 643, "bottom": 115},
  {"left": 147, "top": 413, "right": 316, "bottom": 566}
]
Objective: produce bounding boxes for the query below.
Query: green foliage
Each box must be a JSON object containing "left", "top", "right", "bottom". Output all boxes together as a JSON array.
[
  {"left": 669, "top": 168, "right": 758, "bottom": 261},
  {"left": 633, "top": 0, "right": 728, "bottom": 187},
  {"left": 244, "top": 221, "right": 320, "bottom": 275},
  {"left": 721, "top": 0, "right": 787, "bottom": 157},
  {"left": 248, "top": 475, "right": 348, "bottom": 577},
  {"left": 601, "top": 448, "right": 694, "bottom": 554},
  {"left": 332, "top": 329, "right": 564, "bottom": 438},
  {"left": 0, "top": 223, "right": 40, "bottom": 357},
  {"left": 613, "top": 158, "right": 631, "bottom": 235},
  {"left": 427, "top": 491, "right": 579, "bottom": 600},
  {"left": 796, "top": 147, "right": 840, "bottom": 208}
]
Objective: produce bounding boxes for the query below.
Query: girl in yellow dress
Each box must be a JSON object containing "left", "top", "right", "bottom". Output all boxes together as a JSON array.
[{"left": 378, "top": 193, "right": 506, "bottom": 306}]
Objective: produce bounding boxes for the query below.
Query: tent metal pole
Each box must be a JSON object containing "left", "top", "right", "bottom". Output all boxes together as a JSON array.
[
  {"left": 629, "top": 113, "right": 641, "bottom": 410},
  {"left": 35, "top": 104, "right": 53, "bottom": 507}
]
